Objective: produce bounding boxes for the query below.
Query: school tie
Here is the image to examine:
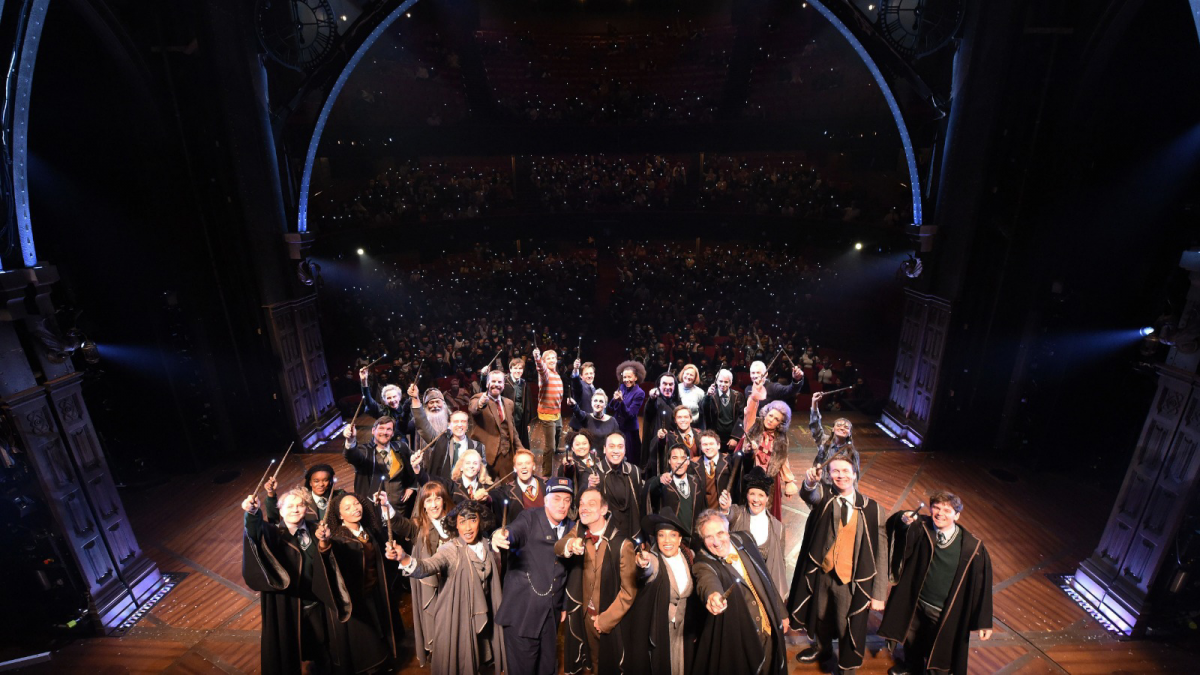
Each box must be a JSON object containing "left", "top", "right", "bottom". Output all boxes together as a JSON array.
[{"left": 724, "top": 551, "right": 771, "bottom": 635}]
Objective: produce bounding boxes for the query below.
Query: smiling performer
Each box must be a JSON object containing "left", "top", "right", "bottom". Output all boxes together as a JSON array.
[
  {"left": 389, "top": 499, "right": 508, "bottom": 675},
  {"left": 810, "top": 391, "right": 861, "bottom": 485},
  {"left": 719, "top": 467, "right": 787, "bottom": 602},
  {"left": 471, "top": 368, "right": 526, "bottom": 480},
  {"left": 609, "top": 360, "right": 647, "bottom": 467},
  {"left": 242, "top": 488, "right": 349, "bottom": 675},
  {"left": 743, "top": 359, "right": 806, "bottom": 412},
  {"left": 788, "top": 454, "right": 889, "bottom": 671},
  {"left": 692, "top": 509, "right": 788, "bottom": 675},
  {"left": 556, "top": 488, "right": 639, "bottom": 674},
  {"left": 361, "top": 365, "right": 413, "bottom": 439},
  {"left": 627, "top": 508, "right": 697, "bottom": 675},
  {"left": 877, "top": 492, "right": 993, "bottom": 675},
  {"left": 343, "top": 416, "right": 423, "bottom": 513}
]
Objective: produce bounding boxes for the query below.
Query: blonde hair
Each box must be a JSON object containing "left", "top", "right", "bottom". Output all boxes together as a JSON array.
[
  {"left": 451, "top": 448, "right": 493, "bottom": 484},
  {"left": 279, "top": 487, "right": 310, "bottom": 510},
  {"left": 679, "top": 363, "right": 700, "bottom": 386}
]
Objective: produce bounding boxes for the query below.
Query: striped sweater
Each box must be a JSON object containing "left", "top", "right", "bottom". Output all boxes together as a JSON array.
[{"left": 535, "top": 356, "right": 563, "bottom": 420}]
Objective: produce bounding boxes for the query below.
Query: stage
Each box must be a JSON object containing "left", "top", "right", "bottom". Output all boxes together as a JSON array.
[{"left": 22, "top": 415, "right": 1199, "bottom": 674}]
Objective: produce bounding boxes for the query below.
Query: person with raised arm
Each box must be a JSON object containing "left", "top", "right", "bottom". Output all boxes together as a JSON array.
[
  {"left": 626, "top": 508, "right": 697, "bottom": 675},
  {"left": 609, "top": 360, "right": 647, "bottom": 467},
  {"left": 470, "top": 367, "right": 525, "bottom": 480},
  {"left": 530, "top": 347, "right": 565, "bottom": 476}
]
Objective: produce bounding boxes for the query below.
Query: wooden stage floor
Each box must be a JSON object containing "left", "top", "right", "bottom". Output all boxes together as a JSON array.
[{"left": 22, "top": 415, "right": 1200, "bottom": 673}]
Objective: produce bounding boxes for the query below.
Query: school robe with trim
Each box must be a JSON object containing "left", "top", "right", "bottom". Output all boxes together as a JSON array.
[
  {"left": 407, "top": 538, "right": 508, "bottom": 675},
  {"left": 625, "top": 546, "right": 699, "bottom": 675},
  {"left": 408, "top": 525, "right": 454, "bottom": 666},
  {"left": 596, "top": 459, "right": 644, "bottom": 540},
  {"left": 327, "top": 522, "right": 397, "bottom": 674},
  {"left": 877, "top": 515, "right": 993, "bottom": 675},
  {"left": 557, "top": 523, "right": 639, "bottom": 675},
  {"left": 691, "top": 532, "right": 788, "bottom": 675},
  {"left": 242, "top": 511, "right": 351, "bottom": 675},
  {"left": 727, "top": 504, "right": 787, "bottom": 603}
]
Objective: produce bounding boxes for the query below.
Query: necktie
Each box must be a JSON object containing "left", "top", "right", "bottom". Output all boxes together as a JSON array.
[
  {"left": 583, "top": 531, "right": 600, "bottom": 545},
  {"left": 494, "top": 397, "right": 505, "bottom": 422},
  {"left": 722, "top": 394, "right": 729, "bottom": 406},
  {"left": 706, "top": 460, "right": 714, "bottom": 477},
  {"left": 525, "top": 485, "right": 537, "bottom": 500},
  {"left": 314, "top": 495, "right": 326, "bottom": 512},
  {"left": 724, "top": 551, "right": 771, "bottom": 635},
  {"left": 676, "top": 479, "right": 689, "bottom": 499},
  {"left": 839, "top": 497, "right": 851, "bottom": 525},
  {"left": 378, "top": 449, "right": 391, "bottom": 471},
  {"left": 296, "top": 528, "right": 311, "bottom": 551}
]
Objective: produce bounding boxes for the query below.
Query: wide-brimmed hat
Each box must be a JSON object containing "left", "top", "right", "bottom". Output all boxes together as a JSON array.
[
  {"left": 743, "top": 466, "right": 774, "bottom": 498},
  {"left": 641, "top": 507, "right": 689, "bottom": 539}
]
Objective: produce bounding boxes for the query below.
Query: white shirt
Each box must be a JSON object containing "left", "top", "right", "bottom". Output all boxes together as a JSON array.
[
  {"left": 663, "top": 553, "right": 689, "bottom": 595},
  {"left": 673, "top": 475, "right": 691, "bottom": 499},
  {"left": 546, "top": 515, "right": 565, "bottom": 539},
  {"left": 748, "top": 509, "right": 770, "bottom": 546},
  {"left": 468, "top": 541, "right": 488, "bottom": 560},
  {"left": 432, "top": 519, "right": 449, "bottom": 539}
]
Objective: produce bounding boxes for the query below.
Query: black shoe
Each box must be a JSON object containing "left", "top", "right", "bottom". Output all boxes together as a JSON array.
[
  {"left": 797, "top": 647, "right": 831, "bottom": 663},
  {"left": 887, "top": 667, "right": 911, "bottom": 675}
]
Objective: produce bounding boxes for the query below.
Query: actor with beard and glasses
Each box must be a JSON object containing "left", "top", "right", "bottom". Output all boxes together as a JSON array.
[
  {"left": 627, "top": 508, "right": 697, "bottom": 675},
  {"left": 501, "top": 358, "right": 534, "bottom": 448},
  {"left": 647, "top": 444, "right": 703, "bottom": 540},
  {"left": 390, "top": 499, "right": 508, "bottom": 675},
  {"left": 530, "top": 348, "right": 565, "bottom": 477},
  {"left": 788, "top": 455, "right": 889, "bottom": 673},
  {"left": 425, "top": 410, "right": 485, "bottom": 487},
  {"left": 262, "top": 463, "right": 346, "bottom": 524},
  {"left": 693, "top": 431, "right": 733, "bottom": 511},
  {"left": 703, "top": 369, "right": 746, "bottom": 450},
  {"left": 242, "top": 488, "right": 350, "bottom": 675},
  {"left": 360, "top": 366, "right": 414, "bottom": 442},
  {"left": 470, "top": 369, "right": 525, "bottom": 480},
  {"left": 570, "top": 388, "right": 620, "bottom": 439},
  {"left": 743, "top": 360, "right": 806, "bottom": 413},
  {"left": 609, "top": 360, "right": 647, "bottom": 467},
  {"left": 596, "top": 431, "right": 644, "bottom": 540},
  {"left": 343, "top": 416, "right": 425, "bottom": 514},
  {"left": 878, "top": 492, "right": 993, "bottom": 675},
  {"left": 641, "top": 372, "right": 682, "bottom": 474},
  {"left": 492, "top": 478, "right": 576, "bottom": 675},
  {"left": 719, "top": 467, "right": 787, "bottom": 602},
  {"left": 557, "top": 489, "right": 639, "bottom": 675},
  {"left": 410, "top": 382, "right": 451, "bottom": 444},
  {"left": 692, "top": 510, "right": 788, "bottom": 675},
  {"left": 324, "top": 492, "right": 400, "bottom": 674}
]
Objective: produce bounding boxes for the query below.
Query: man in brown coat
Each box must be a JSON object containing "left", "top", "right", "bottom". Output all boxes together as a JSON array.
[{"left": 470, "top": 369, "right": 526, "bottom": 480}]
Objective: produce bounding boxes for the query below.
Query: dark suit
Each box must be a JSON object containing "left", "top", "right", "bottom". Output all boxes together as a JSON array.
[
  {"left": 343, "top": 440, "right": 423, "bottom": 512},
  {"left": 703, "top": 389, "right": 746, "bottom": 448},
  {"left": 502, "top": 376, "right": 534, "bottom": 448},
  {"left": 360, "top": 383, "right": 413, "bottom": 438},
  {"left": 743, "top": 377, "right": 805, "bottom": 412},
  {"left": 496, "top": 507, "right": 574, "bottom": 675},
  {"left": 425, "top": 434, "right": 484, "bottom": 486}
]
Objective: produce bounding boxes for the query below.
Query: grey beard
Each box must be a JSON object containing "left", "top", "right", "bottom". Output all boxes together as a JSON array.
[{"left": 428, "top": 409, "right": 450, "bottom": 435}]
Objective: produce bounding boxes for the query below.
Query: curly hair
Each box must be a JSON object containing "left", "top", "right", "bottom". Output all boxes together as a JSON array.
[
  {"left": 325, "top": 492, "right": 383, "bottom": 537},
  {"left": 616, "top": 360, "right": 646, "bottom": 383},
  {"left": 761, "top": 400, "right": 792, "bottom": 431},
  {"left": 442, "top": 498, "right": 496, "bottom": 537}
]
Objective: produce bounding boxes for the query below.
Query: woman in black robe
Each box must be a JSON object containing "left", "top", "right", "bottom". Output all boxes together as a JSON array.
[
  {"left": 324, "top": 492, "right": 399, "bottom": 673},
  {"left": 627, "top": 509, "right": 698, "bottom": 675}
]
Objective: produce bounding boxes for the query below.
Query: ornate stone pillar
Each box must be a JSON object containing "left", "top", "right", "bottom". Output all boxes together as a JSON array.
[
  {"left": 1073, "top": 249, "right": 1200, "bottom": 635},
  {"left": 0, "top": 266, "right": 162, "bottom": 634}
]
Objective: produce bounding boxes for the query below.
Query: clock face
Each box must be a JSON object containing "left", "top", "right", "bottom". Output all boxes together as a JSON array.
[
  {"left": 876, "top": 0, "right": 964, "bottom": 59},
  {"left": 256, "top": 0, "right": 338, "bottom": 70}
]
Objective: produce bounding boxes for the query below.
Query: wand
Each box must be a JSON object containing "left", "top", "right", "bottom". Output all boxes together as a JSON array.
[
  {"left": 271, "top": 442, "right": 295, "bottom": 481},
  {"left": 502, "top": 498, "right": 510, "bottom": 530},
  {"left": 366, "top": 353, "right": 390, "bottom": 369},
  {"left": 249, "top": 459, "right": 276, "bottom": 498},
  {"left": 721, "top": 575, "right": 743, "bottom": 600},
  {"left": 380, "top": 476, "right": 393, "bottom": 544},
  {"left": 765, "top": 346, "right": 786, "bottom": 371},
  {"left": 487, "top": 470, "right": 520, "bottom": 492},
  {"left": 483, "top": 349, "right": 503, "bottom": 373},
  {"left": 577, "top": 336, "right": 583, "bottom": 359},
  {"left": 820, "top": 384, "right": 856, "bottom": 396},
  {"left": 783, "top": 350, "right": 799, "bottom": 370}
]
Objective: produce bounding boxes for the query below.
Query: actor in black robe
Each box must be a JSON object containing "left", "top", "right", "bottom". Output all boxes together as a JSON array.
[
  {"left": 626, "top": 509, "right": 698, "bottom": 675},
  {"left": 692, "top": 522, "right": 788, "bottom": 675},
  {"left": 241, "top": 494, "right": 350, "bottom": 675},
  {"left": 878, "top": 499, "right": 993, "bottom": 674},
  {"left": 640, "top": 373, "right": 682, "bottom": 474},
  {"left": 596, "top": 431, "right": 644, "bottom": 540}
]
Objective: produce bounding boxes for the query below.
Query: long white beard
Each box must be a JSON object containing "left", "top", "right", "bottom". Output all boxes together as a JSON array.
[{"left": 428, "top": 408, "right": 450, "bottom": 435}]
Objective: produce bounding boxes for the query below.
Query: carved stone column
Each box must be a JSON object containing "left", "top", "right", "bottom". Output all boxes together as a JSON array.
[
  {"left": 1073, "top": 250, "right": 1200, "bottom": 635},
  {"left": 881, "top": 289, "right": 952, "bottom": 445},
  {"left": 0, "top": 267, "right": 162, "bottom": 634}
]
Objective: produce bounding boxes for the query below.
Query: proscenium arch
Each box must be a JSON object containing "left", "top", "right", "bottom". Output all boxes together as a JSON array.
[{"left": 294, "top": 0, "right": 925, "bottom": 233}]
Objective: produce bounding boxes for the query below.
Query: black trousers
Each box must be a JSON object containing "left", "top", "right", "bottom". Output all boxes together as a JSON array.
[
  {"left": 901, "top": 602, "right": 942, "bottom": 671},
  {"left": 504, "top": 612, "right": 558, "bottom": 675}
]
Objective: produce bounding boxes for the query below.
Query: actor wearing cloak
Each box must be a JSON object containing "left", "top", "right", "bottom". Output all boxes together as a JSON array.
[
  {"left": 646, "top": 443, "right": 703, "bottom": 540},
  {"left": 739, "top": 392, "right": 799, "bottom": 520},
  {"left": 787, "top": 455, "right": 889, "bottom": 671},
  {"left": 692, "top": 430, "right": 734, "bottom": 511},
  {"left": 742, "top": 360, "right": 806, "bottom": 410},
  {"left": 501, "top": 357, "right": 534, "bottom": 448},
  {"left": 325, "top": 492, "right": 400, "bottom": 674},
  {"left": 877, "top": 492, "right": 993, "bottom": 675},
  {"left": 556, "top": 488, "right": 639, "bottom": 674},
  {"left": 359, "top": 367, "right": 413, "bottom": 440},
  {"left": 810, "top": 391, "right": 861, "bottom": 486},
  {"left": 722, "top": 467, "right": 788, "bottom": 602},
  {"left": 341, "top": 416, "right": 422, "bottom": 513},
  {"left": 392, "top": 499, "right": 509, "bottom": 675},
  {"left": 570, "top": 388, "right": 621, "bottom": 439},
  {"left": 596, "top": 431, "right": 644, "bottom": 540},
  {"left": 609, "top": 360, "right": 647, "bottom": 467},
  {"left": 692, "top": 510, "right": 788, "bottom": 675},
  {"left": 626, "top": 509, "right": 697, "bottom": 675},
  {"left": 261, "top": 463, "right": 346, "bottom": 524},
  {"left": 640, "top": 372, "right": 682, "bottom": 474},
  {"left": 241, "top": 489, "right": 350, "bottom": 675},
  {"left": 405, "top": 481, "right": 456, "bottom": 667},
  {"left": 424, "top": 410, "right": 485, "bottom": 486},
  {"left": 702, "top": 369, "right": 745, "bottom": 449}
]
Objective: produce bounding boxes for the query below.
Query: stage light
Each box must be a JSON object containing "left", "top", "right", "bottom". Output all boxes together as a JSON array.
[
  {"left": 854, "top": 242, "right": 863, "bottom": 251},
  {"left": 356, "top": 248, "right": 365, "bottom": 256},
  {"left": 1140, "top": 327, "right": 1155, "bottom": 337}
]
